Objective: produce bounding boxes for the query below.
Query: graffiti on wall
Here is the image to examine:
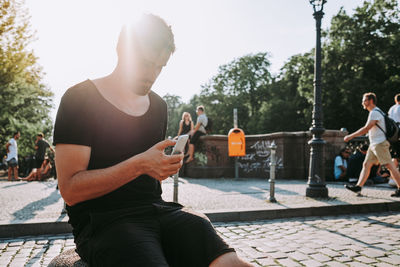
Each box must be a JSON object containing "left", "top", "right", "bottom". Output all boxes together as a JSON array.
[{"left": 238, "top": 140, "right": 283, "bottom": 174}]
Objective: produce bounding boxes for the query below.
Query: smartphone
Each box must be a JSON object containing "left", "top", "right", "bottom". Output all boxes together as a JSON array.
[{"left": 171, "top": 135, "right": 189, "bottom": 155}]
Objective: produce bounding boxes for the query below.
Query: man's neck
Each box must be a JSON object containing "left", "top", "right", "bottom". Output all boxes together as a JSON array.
[{"left": 367, "top": 104, "right": 376, "bottom": 112}]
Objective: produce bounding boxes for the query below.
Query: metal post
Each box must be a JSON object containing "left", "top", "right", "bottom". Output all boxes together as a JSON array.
[
  {"left": 234, "top": 108, "right": 239, "bottom": 179},
  {"left": 269, "top": 141, "right": 277, "bottom": 203},
  {"left": 233, "top": 108, "right": 238, "bottom": 128},
  {"left": 173, "top": 173, "right": 179, "bottom": 203},
  {"left": 306, "top": 5, "right": 328, "bottom": 198}
]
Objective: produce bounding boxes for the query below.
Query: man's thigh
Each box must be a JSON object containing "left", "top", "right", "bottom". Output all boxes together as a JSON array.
[
  {"left": 373, "top": 141, "right": 392, "bottom": 165},
  {"left": 159, "top": 208, "right": 234, "bottom": 267},
  {"left": 87, "top": 220, "right": 169, "bottom": 267}
]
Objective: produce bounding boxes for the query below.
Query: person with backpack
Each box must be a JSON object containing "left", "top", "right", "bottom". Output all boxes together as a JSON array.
[
  {"left": 344, "top": 92, "right": 400, "bottom": 197},
  {"left": 185, "top": 105, "right": 208, "bottom": 164}
]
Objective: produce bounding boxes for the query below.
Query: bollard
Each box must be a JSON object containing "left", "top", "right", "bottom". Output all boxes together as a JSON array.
[
  {"left": 269, "top": 141, "right": 277, "bottom": 203},
  {"left": 173, "top": 173, "right": 179, "bottom": 203}
]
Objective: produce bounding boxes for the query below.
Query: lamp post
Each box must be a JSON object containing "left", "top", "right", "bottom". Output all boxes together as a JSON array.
[{"left": 306, "top": 0, "right": 328, "bottom": 198}]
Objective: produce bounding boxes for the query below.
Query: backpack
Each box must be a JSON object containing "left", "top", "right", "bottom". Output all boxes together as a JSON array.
[
  {"left": 376, "top": 109, "right": 400, "bottom": 144},
  {"left": 204, "top": 117, "right": 212, "bottom": 134}
]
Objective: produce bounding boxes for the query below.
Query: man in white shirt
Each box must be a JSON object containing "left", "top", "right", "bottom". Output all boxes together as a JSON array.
[
  {"left": 344, "top": 93, "right": 400, "bottom": 197},
  {"left": 5, "top": 131, "right": 20, "bottom": 181},
  {"left": 388, "top": 93, "right": 400, "bottom": 123}
]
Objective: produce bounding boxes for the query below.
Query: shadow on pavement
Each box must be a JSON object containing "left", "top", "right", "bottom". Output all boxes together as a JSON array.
[{"left": 11, "top": 189, "right": 61, "bottom": 223}]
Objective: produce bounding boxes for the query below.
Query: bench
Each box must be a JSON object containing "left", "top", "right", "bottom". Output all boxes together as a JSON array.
[{"left": 48, "top": 248, "right": 88, "bottom": 267}]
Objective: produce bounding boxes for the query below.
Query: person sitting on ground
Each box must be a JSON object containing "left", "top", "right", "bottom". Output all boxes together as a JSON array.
[
  {"left": 21, "top": 157, "right": 52, "bottom": 182},
  {"left": 334, "top": 148, "right": 351, "bottom": 181},
  {"left": 347, "top": 144, "right": 369, "bottom": 183},
  {"left": 186, "top": 105, "right": 208, "bottom": 164}
]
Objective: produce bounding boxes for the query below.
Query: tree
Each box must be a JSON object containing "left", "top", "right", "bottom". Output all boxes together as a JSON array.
[
  {"left": 198, "top": 53, "right": 273, "bottom": 134},
  {"left": 320, "top": 0, "right": 400, "bottom": 132},
  {"left": 0, "top": 0, "right": 53, "bottom": 157}
]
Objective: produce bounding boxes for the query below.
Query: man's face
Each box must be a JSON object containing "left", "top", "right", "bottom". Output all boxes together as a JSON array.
[
  {"left": 15, "top": 133, "right": 20, "bottom": 140},
  {"left": 130, "top": 47, "right": 171, "bottom": 96},
  {"left": 362, "top": 97, "right": 372, "bottom": 110}
]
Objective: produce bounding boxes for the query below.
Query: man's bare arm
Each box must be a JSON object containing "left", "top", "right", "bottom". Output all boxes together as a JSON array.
[
  {"left": 56, "top": 139, "right": 183, "bottom": 206},
  {"left": 344, "top": 120, "right": 377, "bottom": 142}
]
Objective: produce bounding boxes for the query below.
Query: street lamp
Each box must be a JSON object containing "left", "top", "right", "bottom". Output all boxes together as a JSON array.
[{"left": 306, "top": 0, "right": 328, "bottom": 198}]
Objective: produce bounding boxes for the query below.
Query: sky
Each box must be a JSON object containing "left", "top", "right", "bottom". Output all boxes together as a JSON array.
[{"left": 25, "top": 0, "right": 365, "bottom": 120}]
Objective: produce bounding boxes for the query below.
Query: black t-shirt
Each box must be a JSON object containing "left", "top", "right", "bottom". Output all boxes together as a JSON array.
[
  {"left": 53, "top": 79, "right": 168, "bottom": 236},
  {"left": 35, "top": 139, "right": 50, "bottom": 159}
]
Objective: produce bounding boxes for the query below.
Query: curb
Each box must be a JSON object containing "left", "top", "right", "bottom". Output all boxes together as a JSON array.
[{"left": 1, "top": 202, "right": 399, "bottom": 238}]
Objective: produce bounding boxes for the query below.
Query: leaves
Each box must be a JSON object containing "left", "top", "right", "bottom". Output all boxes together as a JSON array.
[{"left": 0, "top": 0, "right": 53, "bottom": 157}]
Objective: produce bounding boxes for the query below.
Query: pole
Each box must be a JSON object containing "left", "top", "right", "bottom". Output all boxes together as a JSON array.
[
  {"left": 269, "top": 141, "right": 277, "bottom": 202},
  {"left": 233, "top": 108, "right": 238, "bottom": 128},
  {"left": 234, "top": 108, "right": 239, "bottom": 179},
  {"left": 306, "top": 9, "right": 328, "bottom": 198},
  {"left": 173, "top": 173, "right": 179, "bottom": 203}
]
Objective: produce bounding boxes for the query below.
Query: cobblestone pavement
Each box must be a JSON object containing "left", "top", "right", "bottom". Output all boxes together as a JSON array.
[{"left": 1, "top": 212, "right": 399, "bottom": 267}]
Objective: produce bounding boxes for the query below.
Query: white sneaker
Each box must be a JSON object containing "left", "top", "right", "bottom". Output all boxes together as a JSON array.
[{"left": 389, "top": 178, "right": 397, "bottom": 187}]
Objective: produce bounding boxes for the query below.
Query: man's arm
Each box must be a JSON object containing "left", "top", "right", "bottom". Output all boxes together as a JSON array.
[
  {"left": 5, "top": 142, "right": 10, "bottom": 153},
  {"left": 344, "top": 120, "right": 377, "bottom": 142},
  {"left": 56, "top": 139, "right": 183, "bottom": 206}
]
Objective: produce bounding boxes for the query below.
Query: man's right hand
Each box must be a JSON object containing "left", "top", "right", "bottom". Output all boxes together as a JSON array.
[{"left": 140, "top": 139, "right": 184, "bottom": 181}]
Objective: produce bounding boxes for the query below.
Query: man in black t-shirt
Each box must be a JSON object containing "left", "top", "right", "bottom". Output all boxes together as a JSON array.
[
  {"left": 54, "top": 14, "right": 250, "bottom": 267},
  {"left": 34, "top": 133, "right": 54, "bottom": 169}
]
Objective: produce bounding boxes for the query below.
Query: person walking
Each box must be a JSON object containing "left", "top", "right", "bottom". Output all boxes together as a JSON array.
[
  {"left": 5, "top": 131, "right": 20, "bottom": 181},
  {"left": 344, "top": 92, "right": 400, "bottom": 197},
  {"left": 54, "top": 14, "right": 251, "bottom": 266}
]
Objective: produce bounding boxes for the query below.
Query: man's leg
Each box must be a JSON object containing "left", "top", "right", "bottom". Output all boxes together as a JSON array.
[
  {"left": 210, "top": 252, "right": 253, "bottom": 267},
  {"left": 159, "top": 207, "right": 253, "bottom": 266},
  {"left": 13, "top": 166, "right": 19, "bottom": 180},
  {"left": 85, "top": 220, "right": 169, "bottom": 267},
  {"left": 357, "top": 161, "right": 375, "bottom": 187},
  {"left": 385, "top": 161, "right": 400, "bottom": 196},
  {"left": 7, "top": 166, "right": 12, "bottom": 181}
]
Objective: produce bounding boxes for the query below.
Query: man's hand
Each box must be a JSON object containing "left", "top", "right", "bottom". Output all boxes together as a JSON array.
[
  {"left": 344, "top": 135, "right": 352, "bottom": 142},
  {"left": 140, "top": 139, "right": 184, "bottom": 181}
]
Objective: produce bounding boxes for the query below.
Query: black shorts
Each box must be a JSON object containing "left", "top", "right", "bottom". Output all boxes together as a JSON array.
[
  {"left": 76, "top": 202, "right": 234, "bottom": 267},
  {"left": 190, "top": 131, "right": 205, "bottom": 145},
  {"left": 35, "top": 158, "right": 44, "bottom": 169}
]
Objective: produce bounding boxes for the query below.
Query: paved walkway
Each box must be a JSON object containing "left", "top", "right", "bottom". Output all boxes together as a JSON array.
[
  {"left": 0, "top": 176, "right": 399, "bottom": 225},
  {"left": 1, "top": 212, "right": 399, "bottom": 267}
]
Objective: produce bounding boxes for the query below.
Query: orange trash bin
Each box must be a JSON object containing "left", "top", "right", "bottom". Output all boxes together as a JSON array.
[{"left": 228, "top": 128, "right": 246, "bottom": 157}]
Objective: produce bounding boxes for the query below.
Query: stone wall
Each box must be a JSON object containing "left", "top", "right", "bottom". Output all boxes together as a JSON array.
[{"left": 181, "top": 130, "right": 348, "bottom": 180}]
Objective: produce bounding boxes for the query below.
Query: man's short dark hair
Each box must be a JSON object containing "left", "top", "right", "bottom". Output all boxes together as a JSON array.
[
  {"left": 13, "top": 131, "right": 20, "bottom": 137},
  {"left": 395, "top": 93, "right": 400, "bottom": 103},
  {"left": 363, "top": 92, "right": 377, "bottom": 104},
  {"left": 117, "top": 14, "right": 175, "bottom": 58},
  {"left": 196, "top": 105, "right": 204, "bottom": 112}
]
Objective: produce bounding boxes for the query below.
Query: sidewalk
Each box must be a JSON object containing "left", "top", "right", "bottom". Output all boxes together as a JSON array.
[{"left": 1, "top": 174, "right": 399, "bottom": 238}]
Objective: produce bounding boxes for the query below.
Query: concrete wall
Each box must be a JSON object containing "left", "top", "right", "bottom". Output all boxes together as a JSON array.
[{"left": 181, "top": 130, "right": 348, "bottom": 180}]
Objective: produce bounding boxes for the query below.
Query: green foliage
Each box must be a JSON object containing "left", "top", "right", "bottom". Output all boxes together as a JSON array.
[
  {"left": 0, "top": 0, "right": 53, "bottom": 157},
  {"left": 321, "top": 0, "right": 400, "bottom": 132},
  {"left": 165, "top": 0, "right": 400, "bottom": 136},
  {"left": 198, "top": 53, "right": 273, "bottom": 134}
]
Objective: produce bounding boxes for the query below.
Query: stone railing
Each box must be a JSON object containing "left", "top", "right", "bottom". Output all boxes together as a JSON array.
[{"left": 180, "top": 130, "right": 350, "bottom": 181}]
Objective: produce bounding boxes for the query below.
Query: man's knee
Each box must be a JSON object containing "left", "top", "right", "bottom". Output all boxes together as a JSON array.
[{"left": 210, "top": 252, "right": 253, "bottom": 267}]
